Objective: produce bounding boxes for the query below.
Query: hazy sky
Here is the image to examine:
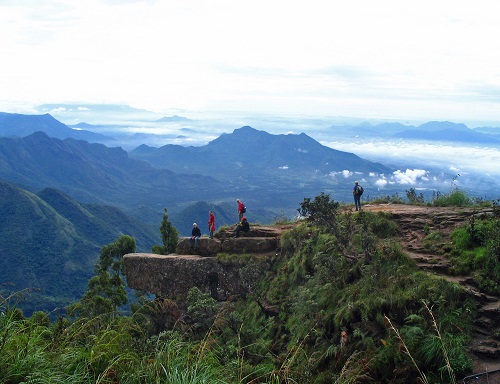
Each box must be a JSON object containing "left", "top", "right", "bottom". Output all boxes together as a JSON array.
[{"left": 2, "top": 1, "right": 500, "bottom": 126}]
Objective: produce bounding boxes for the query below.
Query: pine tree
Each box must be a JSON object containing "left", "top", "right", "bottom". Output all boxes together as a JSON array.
[
  {"left": 152, "top": 208, "right": 179, "bottom": 255},
  {"left": 67, "top": 235, "right": 136, "bottom": 318}
]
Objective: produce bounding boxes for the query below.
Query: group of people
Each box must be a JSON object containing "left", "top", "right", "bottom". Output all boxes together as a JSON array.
[
  {"left": 189, "top": 184, "right": 363, "bottom": 249},
  {"left": 189, "top": 199, "right": 250, "bottom": 249}
]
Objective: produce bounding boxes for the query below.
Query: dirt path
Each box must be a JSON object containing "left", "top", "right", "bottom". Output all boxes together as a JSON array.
[{"left": 359, "top": 204, "right": 500, "bottom": 380}]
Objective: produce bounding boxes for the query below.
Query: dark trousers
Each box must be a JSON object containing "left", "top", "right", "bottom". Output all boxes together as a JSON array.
[
  {"left": 354, "top": 195, "right": 361, "bottom": 211},
  {"left": 235, "top": 226, "right": 248, "bottom": 237}
]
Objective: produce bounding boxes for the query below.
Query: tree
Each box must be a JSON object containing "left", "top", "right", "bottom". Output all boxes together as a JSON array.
[
  {"left": 68, "top": 235, "right": 136, "bottom": 318},
  {"left": 298, "top": 192, "right": 340, "bottom": 230},
  {"left": 298, "top": 193, "right": 374, "bottom": 262},
  {"left": 152, "top": 208, "right": 179, "bottom": 255},
  {"left": 406, "top": 188, "right": 424, "bottom": 204}
]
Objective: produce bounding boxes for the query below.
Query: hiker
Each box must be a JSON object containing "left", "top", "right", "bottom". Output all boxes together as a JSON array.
[
  {"left": 234, "top": 217, "right": 250, "bottom": 238},
  {"left": 189, "top": 223, "right": 201, "bottom": 248},
  {"left": 237, "top": 199, "right": 246, "bottom": 221},
  {"left": 208, "top": 210, "right": 215, "bottom": 239},
  {"left": 353, "top": 181, "right": 364, "bottom": 211}
]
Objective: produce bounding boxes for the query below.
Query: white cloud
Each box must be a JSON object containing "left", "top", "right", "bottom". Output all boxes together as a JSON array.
[
  {"left": 392, "top": 169, "right": 428, "bottom": 185},
  {"left": 341, "top": 170, "right": 352, "bottom": 178},
  {"left": 325, "top": 140, "right": 500, "bottom": 177},
  {"left": 375, "top": 178, "right": 388, "bottom": 188}
]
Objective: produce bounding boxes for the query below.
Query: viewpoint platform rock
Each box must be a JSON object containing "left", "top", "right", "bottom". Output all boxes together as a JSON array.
[{"left": 124, "top": 224, "right": 292, "bottom": 301}]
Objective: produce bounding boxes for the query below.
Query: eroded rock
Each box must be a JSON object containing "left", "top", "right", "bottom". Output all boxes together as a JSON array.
[{"left": 123, "top": 252, "right": 271, "bottom": 302}]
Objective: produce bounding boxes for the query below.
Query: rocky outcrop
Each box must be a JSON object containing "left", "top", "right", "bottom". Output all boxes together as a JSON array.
[
  {"left": 123, "top": 224, "right": 292, "bottom": 302},
  {"left": 176, "top": 237, "right": 278, "bottom": 257},
  {"left": 123, "top": 253, "right": 271, "bottom": 302}
]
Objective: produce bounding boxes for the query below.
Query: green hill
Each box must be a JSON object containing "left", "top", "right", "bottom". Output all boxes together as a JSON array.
[{"left": 0, "top": 180, "right": 159, "bottom": 314}]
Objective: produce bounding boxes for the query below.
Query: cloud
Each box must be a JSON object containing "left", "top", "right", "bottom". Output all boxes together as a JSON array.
[
  {"left": 375, "top": 178, "right": 388, "bottom": 188},
  {"left": 392, "top": 169, "right": 429, "bottom": 185},
  {"left": 341, "top": 170, "right": 352, "bottom": 178},
  {"left": 373, "top": 169, "right": 430, "bottom": 189},
  {"left": 325, "top": 139, "right": 500, "bottom": 177}
]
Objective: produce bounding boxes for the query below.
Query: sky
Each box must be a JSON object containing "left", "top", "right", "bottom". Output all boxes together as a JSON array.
[{"left": 2, "top": 1, "right": 500, "bottom": 127}]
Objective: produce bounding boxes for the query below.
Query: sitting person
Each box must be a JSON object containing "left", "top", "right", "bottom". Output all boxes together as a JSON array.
[
  {"left": 234, "top": 217, "right": 250, "bottom": 237},
  {"left": 189, "top": 223, "right": 201, "bottom": 248}
]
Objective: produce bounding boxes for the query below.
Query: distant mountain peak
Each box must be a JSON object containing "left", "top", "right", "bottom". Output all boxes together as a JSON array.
[
  {"left": 156, "top": 115, "right": 192, "bottom": 123},
  {"left": 233, "top": 125, "right": 258, "bottom": 133}
]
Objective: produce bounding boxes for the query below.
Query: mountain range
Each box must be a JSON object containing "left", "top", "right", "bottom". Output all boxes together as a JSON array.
[
  {"left": 0, "top": 112, "right": 114, "bottom": 143},
  {"left": 1, "top": 109, "right": 499, "bottom": 314},
  {"left": 0, "top": 131, "right": 225, "bottom": 222},
  {"left": 130, "top": 125, "right": 389, "bottom": 178},
  {"left": 0, "top": 114, "right": 393, "bottom": 223},
  {"left": 328, "top": 120, "right": 500, "bottom": 143}
]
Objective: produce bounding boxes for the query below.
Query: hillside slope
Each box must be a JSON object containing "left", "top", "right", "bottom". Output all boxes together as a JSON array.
[
  {"left": 359, "top": 203, "right": 500, "bottom": 378},
  {"left": 0, "top": 180, "right": 159, "bottom": 314},
  {"left": 0, "top": 132, "right": 225, "bottom": 216}
]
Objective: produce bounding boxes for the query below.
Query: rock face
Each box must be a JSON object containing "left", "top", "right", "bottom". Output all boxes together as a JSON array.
[
  {"left": 176, "top": 236, "right": 278, "bottom": 257},
  {"left": 123, "top": 224, "right": 291, "bottom": 302},
  {"left": 123, "top": 253, "right": 270, "bottom": 302}
]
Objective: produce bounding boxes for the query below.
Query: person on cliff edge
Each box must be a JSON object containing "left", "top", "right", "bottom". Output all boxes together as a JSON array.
[
  {"left": 208, "top": 210, "right": 215, "bottom": 239},
  {"left": 189, "top": 223, "right": 201, "bottom": 248},
  {"left": 353, "top": 181, "right": 364, "bottom": 211},
  {"left": 237, "top": 199, "right": 246, "bottom": 221}
]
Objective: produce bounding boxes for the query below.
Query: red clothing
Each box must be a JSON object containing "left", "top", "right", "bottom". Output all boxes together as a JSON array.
[
  {"left": 208, "top": 212, "right": 215, "bottom": 231},
  {"left": 237, "top": 200, "right": 245, "bottom": 213}
]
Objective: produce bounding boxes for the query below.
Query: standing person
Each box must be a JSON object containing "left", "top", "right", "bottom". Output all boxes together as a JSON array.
[
  {"left": 353, "top": 181, "right": 364, "bottom": 211},
  {"left": 208, "top": 210, "right": 215, "bottom": 239},
  {"left": 236, "top": 199, "right": 246, "bottom": 221},
  {"left": 234, "top": 217, "right": 250, "bottom": 237},
  {"left": 189, "top": 223, "right": 201, "bottom": 249}
]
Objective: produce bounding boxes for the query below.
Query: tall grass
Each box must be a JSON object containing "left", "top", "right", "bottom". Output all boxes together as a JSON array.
[
  {"left": 433, "top": 190, "right": 472, "bottom": 207},
  {"left": 0, "top": 306, "right": 230, "bottom": 384}
]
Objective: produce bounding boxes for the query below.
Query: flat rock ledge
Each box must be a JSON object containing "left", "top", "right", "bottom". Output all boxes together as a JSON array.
[
  {"left": 177, "top": 237, "right": 279, "bottom": 257},
  {"left": 123, "top": 252, "right": 271, "bottom": 302}
]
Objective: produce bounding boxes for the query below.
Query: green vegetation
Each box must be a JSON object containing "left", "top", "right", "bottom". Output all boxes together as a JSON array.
[
  {"left": 367, "top": 187, "right": 487, "bottom": 207},
  {"left": 67, "top": 235, "right": 136, "bottom": 318},
  {"left": 152, "top": 208, "right": 179, "bottom": 255},
  {"left": 2, "top": 193, "right": 492, "bottom": 383},
  {"left": 0, "top": 180, "right": 159, "bottom": 315},
  {"left": 433, "top": 190, "right": 474, "bottom": 207},
  {"left": 448, "top": 200, "right": 500, "bottom": 294}
]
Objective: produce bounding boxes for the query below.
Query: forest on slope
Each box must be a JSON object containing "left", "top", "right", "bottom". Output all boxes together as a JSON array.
[{"left": 0, "top": 180, "right": 159, "bottom": 314}]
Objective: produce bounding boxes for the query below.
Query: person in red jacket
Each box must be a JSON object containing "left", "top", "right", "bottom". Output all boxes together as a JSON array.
[
  {"left": 237, "top": 199, "right": 245, "bottom": 221},
  {"left": 208, "top": 210, "right": 215, "bottom": 239}
]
